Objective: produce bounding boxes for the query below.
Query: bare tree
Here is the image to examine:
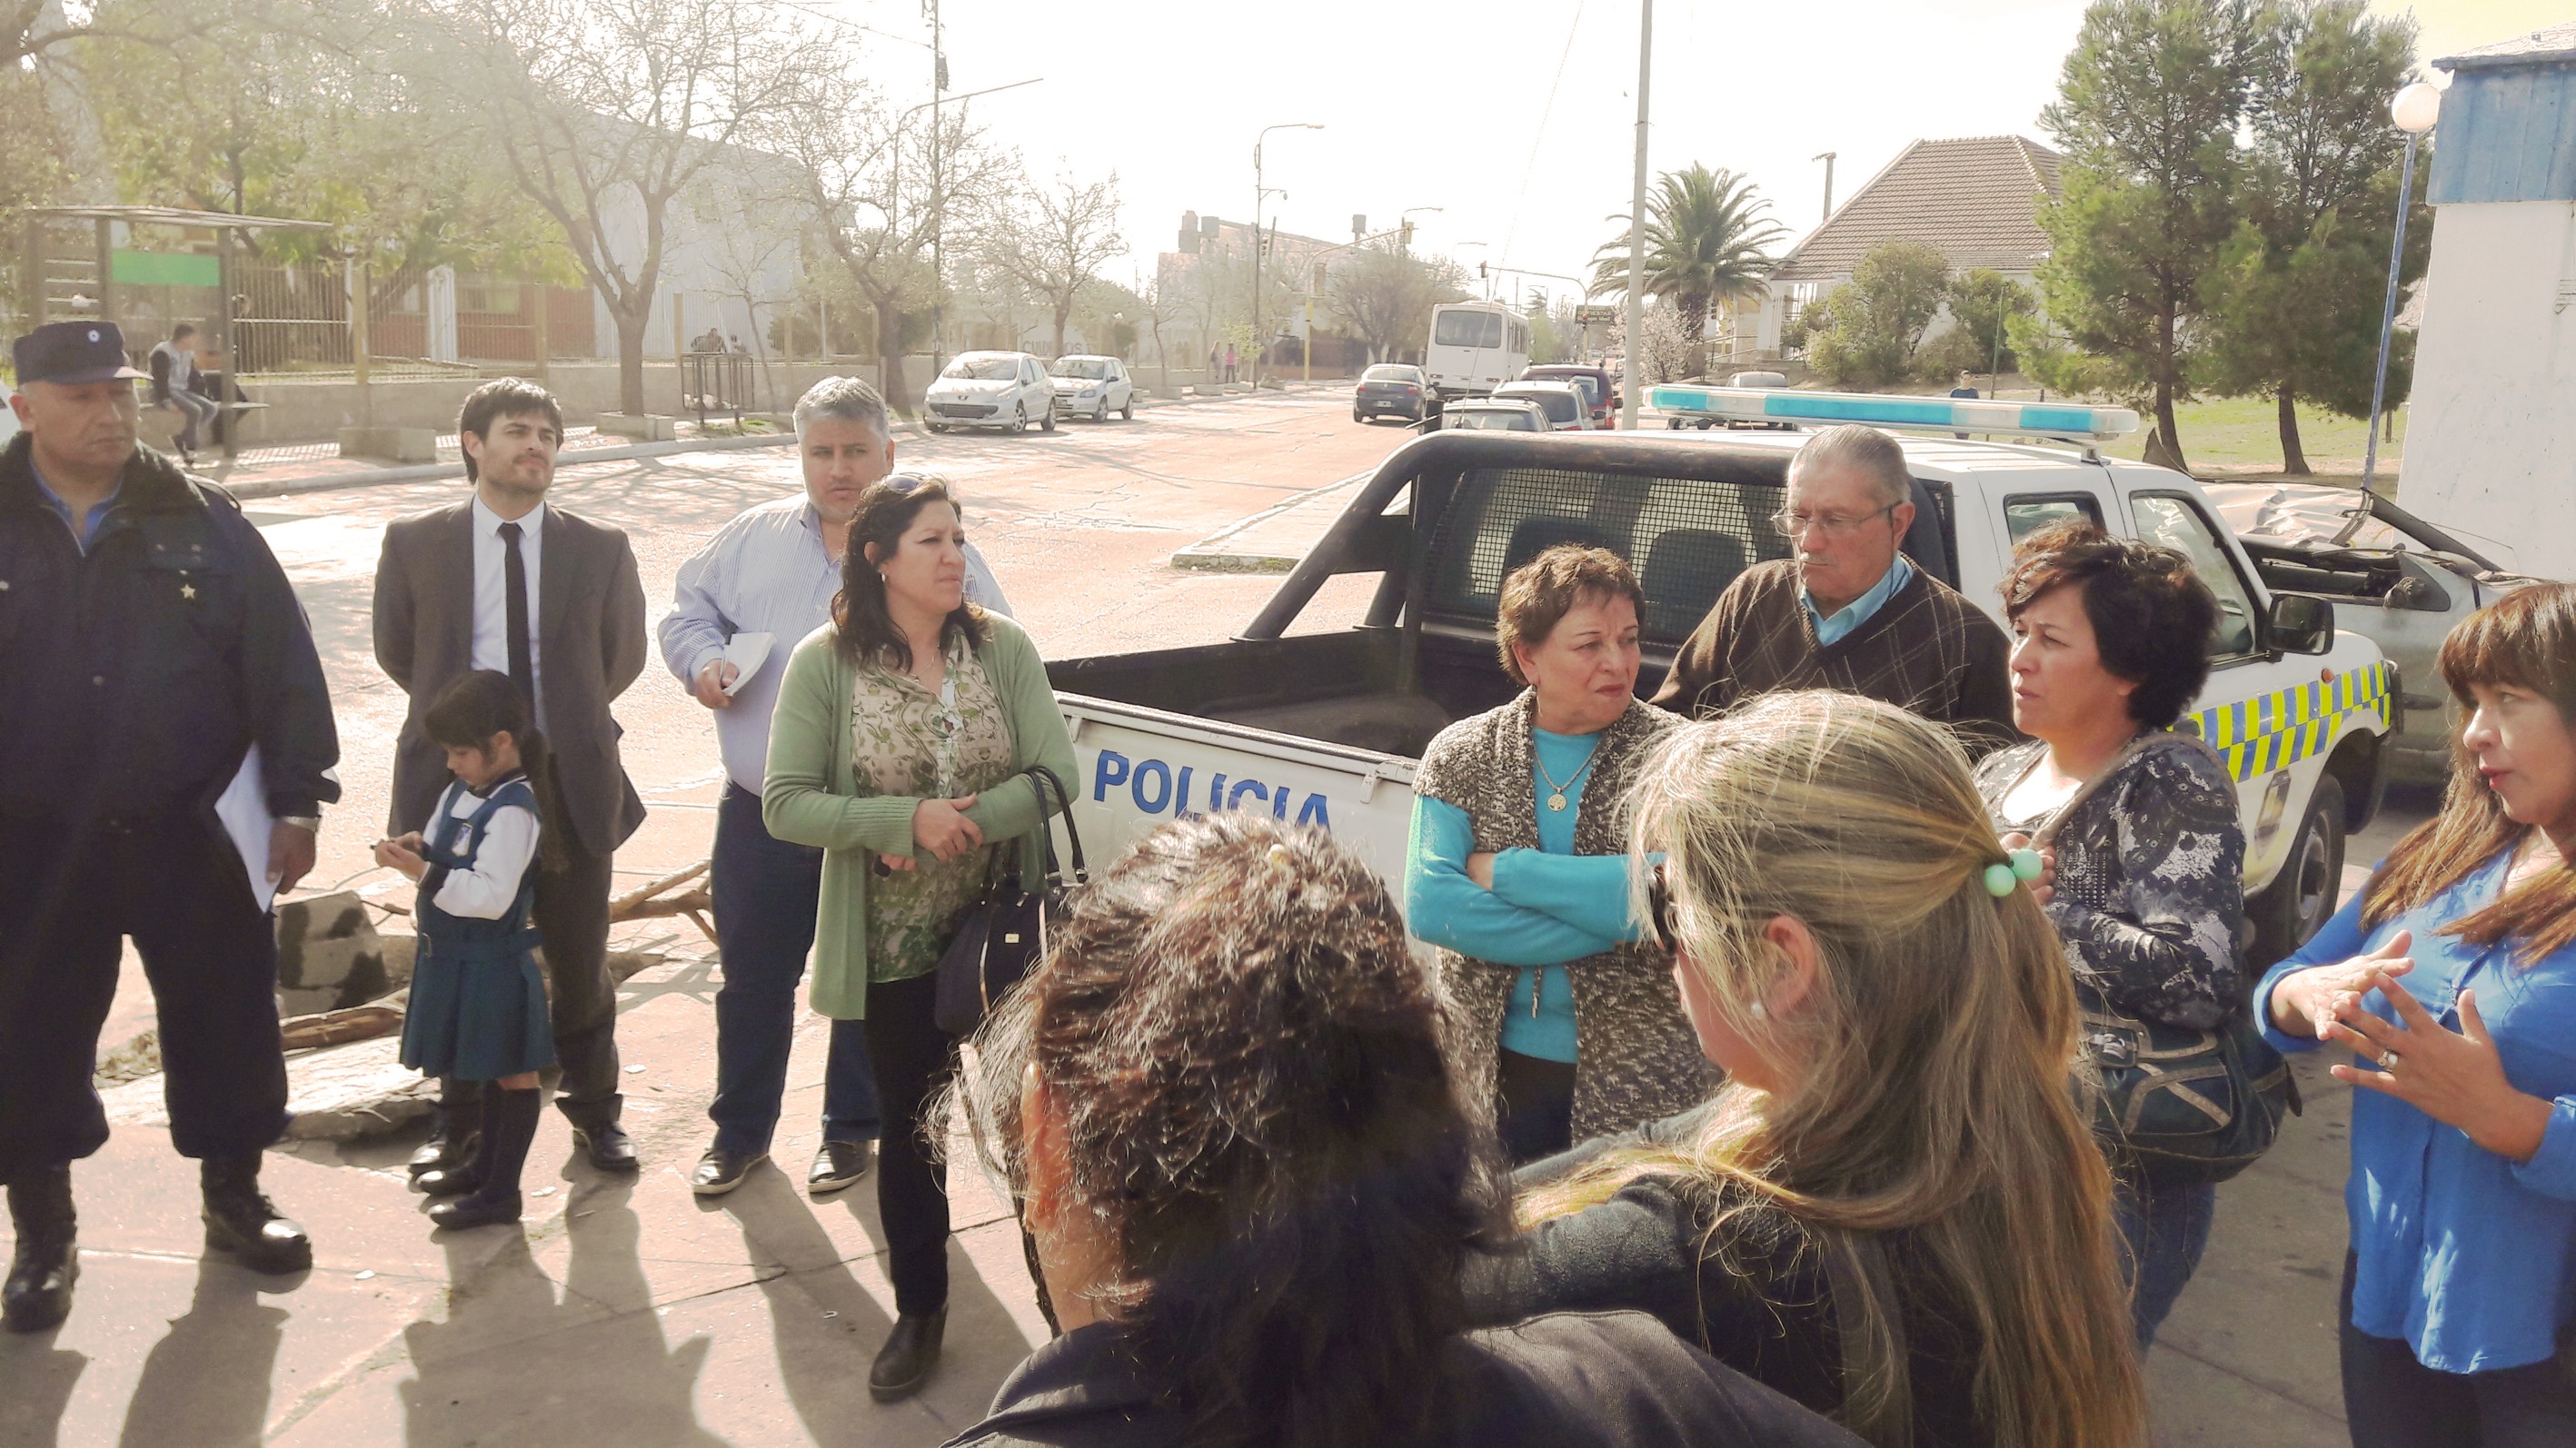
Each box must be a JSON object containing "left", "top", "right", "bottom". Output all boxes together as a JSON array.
[
  {"left": 406, "top": 0, "right": 825, "bottom": 415},
  {"left": 1328, "top": 247, "right": 1467, "bottom": 364},
  {"left": 1002, "top": 171, "right": 1122, "bottom": 358},
  {"left": 767, "top": 51, "right": 1020, "bottom": 417}
]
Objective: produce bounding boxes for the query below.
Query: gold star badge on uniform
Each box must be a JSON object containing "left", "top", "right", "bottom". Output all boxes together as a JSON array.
[{"left": 181, "top": 583, "right": 197, "bottom": 600}]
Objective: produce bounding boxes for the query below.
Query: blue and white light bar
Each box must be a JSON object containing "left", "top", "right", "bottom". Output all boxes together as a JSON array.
[{"left": 1649, "top": 384, "right": 2140, "bottom": 442}]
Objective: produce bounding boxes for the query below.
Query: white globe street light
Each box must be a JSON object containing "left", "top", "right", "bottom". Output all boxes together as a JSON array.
[{"left": 2392, "top": 82, "right": 2442, "bottom": 135}]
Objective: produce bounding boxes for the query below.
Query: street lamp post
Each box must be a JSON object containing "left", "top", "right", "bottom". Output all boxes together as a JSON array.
[
  {"left": 1253, "top": 123, "right": 1324, "bottom": 388},
  {"left": 2342, "top": 81, "right": 2441, "bottom": 543},
  {"left": 896, "top": 77, "right": 1041, "bottom": 372},
  {"left": 1621, "top": 0, "right": 1652, "bottom": 429}
]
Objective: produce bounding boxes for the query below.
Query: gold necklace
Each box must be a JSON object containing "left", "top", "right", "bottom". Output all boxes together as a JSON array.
[{"left": 1534, "top": 743, "right": 1598, "bottom": 813}]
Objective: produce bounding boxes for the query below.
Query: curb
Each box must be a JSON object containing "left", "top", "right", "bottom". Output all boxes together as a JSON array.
[
  {"left": 216, "top": 385, "right": 1349, "bottom": 502},
  {"left": 226, "top": 430, "right": 803, "bottom": 501},
  {"left": 1168, "top": 468, "right": 1372, "bottom": 574}
]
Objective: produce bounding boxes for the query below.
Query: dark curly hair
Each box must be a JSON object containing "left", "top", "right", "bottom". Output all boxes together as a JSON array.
[
  {"left": 1495, "top": 544, "right": 1646, "bottom": 685},
  {"left": 2000, "top": 520, "right": 2217, "bottom": 728},
  {"left": 456, "top": 377, "right": 563, "bottom": 483},
  {"left": 953, "top": 814, "right": 1507, "bottom": 1448}
]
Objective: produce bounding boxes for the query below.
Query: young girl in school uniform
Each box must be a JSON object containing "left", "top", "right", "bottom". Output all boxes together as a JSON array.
[{"left": 374, "top": 669, "right": 557, "bottom": 1230}]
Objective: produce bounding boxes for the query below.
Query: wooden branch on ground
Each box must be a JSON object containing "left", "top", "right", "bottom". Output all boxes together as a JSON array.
[{"left": 610, "top": 858, "right": 719, "bottom": 947}]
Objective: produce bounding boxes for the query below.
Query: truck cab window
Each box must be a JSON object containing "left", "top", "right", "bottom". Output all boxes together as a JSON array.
[
  {"left": 2130, "top": 493, "right": 2260, "bottom": 660},
  {"left": 2004, "top": 494, "right": 2104, "bottom": 545}
]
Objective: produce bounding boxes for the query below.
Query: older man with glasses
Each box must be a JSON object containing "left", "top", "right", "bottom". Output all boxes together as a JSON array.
[
  {"left": 1651, "top": 423, "right": 2015, "bottom": 757},
  {"left": 658, "top": 375, "right": 1012, "bottom": 1200}
]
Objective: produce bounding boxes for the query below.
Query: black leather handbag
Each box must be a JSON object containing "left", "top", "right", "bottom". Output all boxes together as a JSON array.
[{"left": 933, "top": 765, "right": 1086, "bottom": 1036}]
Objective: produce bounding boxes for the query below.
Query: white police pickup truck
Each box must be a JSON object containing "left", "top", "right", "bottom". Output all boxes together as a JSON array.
[{"left": 1044, "top": 388, "right": 2396, "bottom": 966}]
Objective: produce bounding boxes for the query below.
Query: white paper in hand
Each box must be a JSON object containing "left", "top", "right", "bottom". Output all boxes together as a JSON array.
[
  {"left": 721, "top": 631, "right": 773, "bottom": 697},
  {"left": 217, "top": 743, "right": 279, "bottom": 911}
]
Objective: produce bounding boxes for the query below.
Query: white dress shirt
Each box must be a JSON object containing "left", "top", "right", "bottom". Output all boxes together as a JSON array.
[
  {"left": 660, "top": 495, "right": 1015, "bottom": 793},
  {"left": 470, "top": 495, "right": 547, "bottom": 725},
  {"left": 428, "top": 778, "right": 542, "bottom": 919}
]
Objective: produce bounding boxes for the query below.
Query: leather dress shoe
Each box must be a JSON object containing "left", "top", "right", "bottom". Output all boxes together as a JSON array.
[
  {"left": 869, "top": 1308, "right": 947, "bottom": 1402},
  {"left": 690, "top": 1146, "right": 765, "bottom": 1197},
  {"left": 201, "top": 1156, "right": 313, "bottom": 1274},
  {"left": 427, "top": 1193, "right": 522, "bottom": 1230},
  {"left": 407, "top": 1129, "right": 474, "bottom": 1180},
  {"left": 571, "top": 1120, "right": 640, "bottom": 1174},
  {"left": 413, "top": 1165, "right": 482, "bottom": 1198},
  {"left": 808, "top": 1140, "right": 872, "bottom": 1195},
  {"left": 5, "top": 1168, "right": 77, "bottom": 1334}
]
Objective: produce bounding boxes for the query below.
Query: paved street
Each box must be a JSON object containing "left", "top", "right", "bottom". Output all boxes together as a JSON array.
[{"left": 3, "top": 390, "right": 2411, "bottom": 1445}]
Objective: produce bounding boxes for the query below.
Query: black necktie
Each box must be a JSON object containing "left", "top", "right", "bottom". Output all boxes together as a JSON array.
[{"left": 498, "top": 520, "right": 534, "bottom": 711}]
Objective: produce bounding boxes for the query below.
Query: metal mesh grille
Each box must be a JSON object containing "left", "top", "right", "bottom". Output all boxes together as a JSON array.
[{"left": 1424, "top": 465, "right": 1793, "bottom": 643}]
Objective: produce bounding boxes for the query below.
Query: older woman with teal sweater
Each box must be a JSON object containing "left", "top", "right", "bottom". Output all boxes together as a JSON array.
[
  {"left": 763, "top": 479, "right": 1073, "bottom": 1403},
  {"left": 1407, "top": 546, "right": 1714, "bottom": 1165}
]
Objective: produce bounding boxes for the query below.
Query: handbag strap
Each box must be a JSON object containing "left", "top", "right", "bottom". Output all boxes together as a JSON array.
[
  {"left": 2027, "top": 733, "right": 2151, "bottom": 849},
  {"left": 1019, "top": 764, "right": 1088, "bottom": 890}
]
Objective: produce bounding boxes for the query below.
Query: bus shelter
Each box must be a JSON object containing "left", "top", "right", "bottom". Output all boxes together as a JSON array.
[{"left": 20, "top": 205, "right": 334, "bottom": 461}]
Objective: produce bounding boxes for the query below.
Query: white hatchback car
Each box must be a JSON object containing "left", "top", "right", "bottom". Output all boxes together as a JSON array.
[
  {"left": 926, "top": 352, "right": 1056, "bottom": 434},
  {"left": 1048, "top": 355, "right": 1135, "bottom": 423}
]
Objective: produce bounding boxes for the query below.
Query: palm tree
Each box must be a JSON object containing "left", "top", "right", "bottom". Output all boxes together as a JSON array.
[{"left": 1590, "top": 165, "right": 1786, "bottom": 375}]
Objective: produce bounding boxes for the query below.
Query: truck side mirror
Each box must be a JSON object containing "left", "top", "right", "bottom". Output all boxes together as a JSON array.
[{"left": 2269, "top": 592, "right": 2334, "bottom": 655}]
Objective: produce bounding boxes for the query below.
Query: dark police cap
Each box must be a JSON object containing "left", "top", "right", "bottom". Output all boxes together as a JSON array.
[{"left": 11, "top": 321, "right": 149, "bottom": 389}]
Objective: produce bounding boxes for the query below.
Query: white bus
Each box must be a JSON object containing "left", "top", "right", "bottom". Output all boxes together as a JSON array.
[{"left": 1423, "top": 301, "right": 1528, "bottom": 401}]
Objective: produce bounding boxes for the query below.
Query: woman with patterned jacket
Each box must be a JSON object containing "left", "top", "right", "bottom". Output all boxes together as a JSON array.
[
  {"left": 1971, "top": 521, "right": 2243, "bottom": 1349},
  {"left": 1406, "top": 546, "right": 1716, "bottom": 1164}
]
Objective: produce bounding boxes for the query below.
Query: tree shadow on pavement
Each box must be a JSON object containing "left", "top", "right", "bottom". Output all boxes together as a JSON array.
[{"left": 116, "top": 1260, "right": 290, "bottom": 1448}]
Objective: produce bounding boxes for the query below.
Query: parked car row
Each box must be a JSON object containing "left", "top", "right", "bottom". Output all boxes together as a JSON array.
[
  {"left": 921, "top": 351, "right": 1139, "bottom": 434},
  {"left": 1357, "top": 361, "right": 1625, "bottom": 432}
]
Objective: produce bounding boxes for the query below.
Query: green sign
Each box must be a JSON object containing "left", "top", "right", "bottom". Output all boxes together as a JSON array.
[{"left": 111, "top": 250, "right": 221, "bottom": 288}]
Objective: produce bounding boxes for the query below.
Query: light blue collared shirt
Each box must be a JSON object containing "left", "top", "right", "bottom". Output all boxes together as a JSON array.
[
  {"left": 30, "top": 462, "right": 120, "bottom": 554},
  {"left": 660, "top": 495, "right": 1014, "bottom": 791},
  {"left": 1803, "top": 553, "right": 1913, "bottom": 647}
]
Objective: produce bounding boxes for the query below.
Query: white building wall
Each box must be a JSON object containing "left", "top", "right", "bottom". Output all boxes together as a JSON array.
[{"left": 2399, "top": 201, "right": 2576, "bottom": 577}]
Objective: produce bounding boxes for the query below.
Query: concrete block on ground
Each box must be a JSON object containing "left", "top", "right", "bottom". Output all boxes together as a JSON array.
[
  {"left": 596, "top": 412, "right": 680, "bottom": 442},
  {"left": 276, "top": 891, "right": 399, "bottom": 1017},
  {"left": 336, "top": 425, "right": 440, "bottom": 463}
]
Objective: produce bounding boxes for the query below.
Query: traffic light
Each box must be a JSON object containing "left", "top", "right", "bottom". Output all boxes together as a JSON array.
[
  {"left": 1478, "top": 261, "right": 1487, "bottom": 280},
  {"left": 1400, "top": 221, "right": 1414, "bottom": 248}
]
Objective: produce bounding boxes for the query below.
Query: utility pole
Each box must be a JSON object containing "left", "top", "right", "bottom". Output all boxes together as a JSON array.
[
  {"left": 1252, "top": 122, "right": 1322, "bottom": 388},
  {"left": 928, "top": 0, "right": 946, "bottom": 370},
  {"left": 1813, "top": 152, "right": 1836, "bottom": 223},
  {"left": 1620, "top": 0, "right": 1651, "bottom": 430}
]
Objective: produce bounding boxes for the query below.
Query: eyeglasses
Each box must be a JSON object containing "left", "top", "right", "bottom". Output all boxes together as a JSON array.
[
  {"left": 1647, "top": 860, "right": 1680, "bottom": 956},
  {"left": 1766, "top": 502, "right": 1897, "bottom": 540}
]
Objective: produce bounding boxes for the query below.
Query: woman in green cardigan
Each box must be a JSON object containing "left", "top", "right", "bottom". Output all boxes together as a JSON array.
[{"left": 763, "top": 478, "right": 1074, "bottom": 1403}]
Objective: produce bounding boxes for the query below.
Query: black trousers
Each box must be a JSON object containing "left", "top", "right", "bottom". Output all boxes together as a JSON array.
[
  {"left": 1497, "top": 1048, "right": 1577, "bottom": 1166},
  {"left": 433, "top": 822, "right": 622, "bottom": 1132},
  {"left": 0, "top": 810, "right": 288, "bottom": 1183},
  {"left": 2342, "top": 1254, "right": 2576, "bottom": 1447},
  {"left": 862, "top": 971, "right": 959, "bottom": 1317}
]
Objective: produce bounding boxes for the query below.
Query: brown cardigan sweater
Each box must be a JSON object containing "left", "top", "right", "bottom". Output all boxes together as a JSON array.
[{"left": 1650, "top": 560, "right": 2018, "bottom": 759}]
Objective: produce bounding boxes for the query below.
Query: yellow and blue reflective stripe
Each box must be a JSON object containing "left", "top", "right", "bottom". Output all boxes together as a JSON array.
[{"left": 2174, "top": 663, "right": 2392, "bottom": 782}]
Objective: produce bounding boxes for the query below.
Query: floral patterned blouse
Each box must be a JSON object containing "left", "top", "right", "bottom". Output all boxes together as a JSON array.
[
  {"left": 1974, "top": 732, "right": 2248, "bottom": 1030},
  {"left": 850, "top": 635, "right": 1017, "bottom": 983}
]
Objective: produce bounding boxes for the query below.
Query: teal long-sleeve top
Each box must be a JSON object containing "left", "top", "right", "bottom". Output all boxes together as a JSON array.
[{"left": 1405, "top": 728, "right": 1651, "bottom": 1063}]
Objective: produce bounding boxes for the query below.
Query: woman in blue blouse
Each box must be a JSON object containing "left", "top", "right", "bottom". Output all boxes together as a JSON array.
[
  {"left": 1407, "top": 546, "right": 1715, "bottom": 1164},
  {"left": 2254, "top": 583, "right": 2576, "bottom": 1446}
]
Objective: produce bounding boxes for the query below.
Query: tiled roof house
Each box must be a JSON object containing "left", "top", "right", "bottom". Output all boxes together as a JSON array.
[{"left": 1747, "top": 135, "right": 2064, "bottom": 358}]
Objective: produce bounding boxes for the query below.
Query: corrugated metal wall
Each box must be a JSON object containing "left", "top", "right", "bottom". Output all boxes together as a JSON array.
[{"left": 2429, "top": 60, "right": 2576, "bottom": 204}]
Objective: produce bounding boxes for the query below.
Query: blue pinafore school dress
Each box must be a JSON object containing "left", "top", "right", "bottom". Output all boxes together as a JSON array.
[{"left": 397, "top": 774, "right": 557, "bottom": 1082}]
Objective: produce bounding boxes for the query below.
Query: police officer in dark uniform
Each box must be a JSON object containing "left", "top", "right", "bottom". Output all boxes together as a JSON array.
[{"left": 0, "top": 322, "right": 341, "bottom": 1333}]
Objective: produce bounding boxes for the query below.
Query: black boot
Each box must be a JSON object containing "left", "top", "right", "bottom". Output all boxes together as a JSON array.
[
  {"left": 431, "top": 1086, "right": 539, "bottom": 1230},
  {"left": 4, "top": 1165, "right": 77, "bottom": 1333},
  {"left": 201, "top": 1155, "right": 313, "bottom": 1274},
  {"left": 408, "top": 1079, "right": 485, "bottom": 1180},
  {"left": 868, "top": 1308, "right": 947, "bottom": 1402}
]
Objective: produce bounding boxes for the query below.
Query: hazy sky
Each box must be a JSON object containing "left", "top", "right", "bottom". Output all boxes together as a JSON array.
[{"left": 812, "top": 0, "right": 2567, "bottom": 305}]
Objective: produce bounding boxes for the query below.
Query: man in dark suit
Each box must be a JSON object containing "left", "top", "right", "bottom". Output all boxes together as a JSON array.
[{"left": 373, "top": 378, "right": 647, "bottom": 1177}]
